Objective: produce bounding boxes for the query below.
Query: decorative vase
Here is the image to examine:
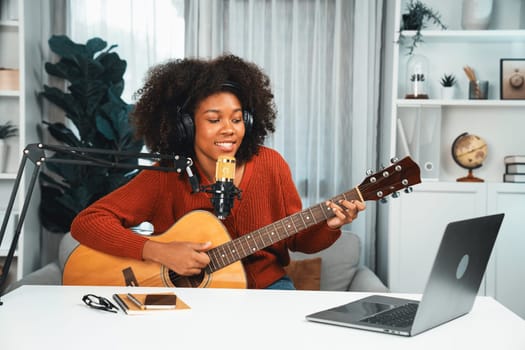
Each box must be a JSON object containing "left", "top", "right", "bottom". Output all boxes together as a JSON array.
[
  {"left": 461, "top": 0, "right": 494, "bottom": 30},
  {"left": 405, "top": 54, "right": 429, "bottom": 99}
]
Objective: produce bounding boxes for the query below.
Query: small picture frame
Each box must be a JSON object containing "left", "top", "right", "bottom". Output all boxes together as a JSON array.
[{"left": 500, "top": 59, "right": 525, "bottom": 99}]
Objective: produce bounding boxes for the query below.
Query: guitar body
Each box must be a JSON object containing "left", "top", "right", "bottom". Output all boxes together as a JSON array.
[{"left": 63, "top": 210, "right": 248, "bottom": 289}]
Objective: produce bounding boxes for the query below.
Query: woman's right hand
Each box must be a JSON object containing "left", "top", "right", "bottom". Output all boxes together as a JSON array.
[{"left": 142, "top": 240, "right": 212, "bottom": 276}]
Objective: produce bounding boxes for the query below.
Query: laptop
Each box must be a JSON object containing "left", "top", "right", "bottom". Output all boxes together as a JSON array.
[{"left": 306, "top": 213, "right": 504, "bottom": 336}]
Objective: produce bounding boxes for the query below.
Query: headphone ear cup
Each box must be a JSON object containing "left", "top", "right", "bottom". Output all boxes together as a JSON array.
[
  {"left": 243, "top": 110, "right": 253, "bottom": 137},
  {"left": 176, "top": 111, "right": 194, "bottom": 145}
]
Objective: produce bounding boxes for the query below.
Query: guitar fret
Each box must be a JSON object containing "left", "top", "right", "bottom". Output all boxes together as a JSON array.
[
  {"left": 237, "top": 236, "right": 248, "bottom": 257},
  {"left": 307, "top": 207, "right": 317, "bottom": 224},
  {"left": 281, "top": 217, "right": 294, "bottom": 236},
  {"left": 257, "top": 230, "right": 273, "bottom": 247},
  {"left": 290, "top": 215, "right": 302, "bottom": 233},
  {"left": 317, "top": 203, "right": 330, "bottom": 220},
  {"left": 269, "top": 223, "right": 280, "bottom": 242},
  {"left": 229, "top": 242, "right": 241, "bottom": 261},
  {"left": 208, "top": 249, "right": 220, "bottom": 271},
  {"left": 277, "top": 220, "right": 289, "bottom": 240},
  {"left": 247, "top": 234, "right": 259, "bottom": 253},
  {"left": 290, "top": 215, "right": 302, "bottom": 232},
  {"left": 298, "top": 211, "right": 308, "bottom": 229},
  {"left": 265, "top": 225, "right": 277, "bottom": 245},
  {"left": 224, "top": 242, "right": 236, "bottom": 265},
  {"left": 215, "top": 245, "right": 228, "bottom": 268}
]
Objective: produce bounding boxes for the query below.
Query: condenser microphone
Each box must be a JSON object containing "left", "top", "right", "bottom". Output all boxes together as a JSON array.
[{"left": 209, "top": 156, "right": 241, "bottom": 219}]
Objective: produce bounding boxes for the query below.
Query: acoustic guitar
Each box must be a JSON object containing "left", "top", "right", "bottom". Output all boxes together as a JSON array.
[{"left": 63, "top": 156, "right": 421, "bottom": 288}]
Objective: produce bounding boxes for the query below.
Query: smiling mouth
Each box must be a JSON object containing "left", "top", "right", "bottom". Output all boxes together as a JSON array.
[
  {"left": 215, "top": 141, "right": 236, "bottom": 147},
  {"left": 215, "top": 141, "right": 237, "bottom": 151}
]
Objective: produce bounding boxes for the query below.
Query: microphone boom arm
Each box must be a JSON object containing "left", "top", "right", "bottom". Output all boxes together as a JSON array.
[{"left": 0, "top": 143, "right": 196, "bottom": 301}]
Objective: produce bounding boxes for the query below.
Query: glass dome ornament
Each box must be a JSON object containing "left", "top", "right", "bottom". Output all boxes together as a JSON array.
[{"left": 405, "top": 54, "right": 429, "bottom": 99}]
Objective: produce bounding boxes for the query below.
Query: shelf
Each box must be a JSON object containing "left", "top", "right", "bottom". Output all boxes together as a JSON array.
[
  {"left": 0, "top": 173, "right": 16, "bottom": 180},
  {"left": 0, "top": 20, "right": 19, "bottom": 27},
  {"left": 396, "top": 99, "right": 525, "bottom": 108},
  {"left": 400, "top": 30, "right": 525, "bottom": 43},
  {"left": 0, "top": 249, "right": 18, "bottom": 257},
  {"left": 0, "top": 90, "right": 20, "bottom": 97}
]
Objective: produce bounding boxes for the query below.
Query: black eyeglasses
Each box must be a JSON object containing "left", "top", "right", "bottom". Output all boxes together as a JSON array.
[{"left": 82, "top": 294, "right": 119, "bottom": 313}]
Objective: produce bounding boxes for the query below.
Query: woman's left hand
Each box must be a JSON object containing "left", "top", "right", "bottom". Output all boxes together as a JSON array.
[{"left": 325, "top": 199, "right": 366, "bottom": 229}]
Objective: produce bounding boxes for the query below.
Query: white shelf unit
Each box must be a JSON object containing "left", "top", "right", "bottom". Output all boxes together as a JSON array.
[
  {"left": 1, "top": 0, "right": 42, "bottom": 288},
  {"left": 378, "top": 0, "right": 525, "bottom": 319}
]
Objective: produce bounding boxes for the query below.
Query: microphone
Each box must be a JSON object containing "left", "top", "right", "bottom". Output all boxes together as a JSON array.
[{"left": 208, "top": 156, "right": 242, "bottom": 219}]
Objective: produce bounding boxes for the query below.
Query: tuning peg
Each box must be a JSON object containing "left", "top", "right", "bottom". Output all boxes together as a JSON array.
[
  {"left": 404, "top": 187, "right": 413, "bottom": 194},
  {"left": 391, "top": 191, "right": 399, "bottom": 198},
  {"left": 390, "top": 157, "right": 399, "bottom": 163},
  {"left": 380, "top": 198, "right": 388, "bottom": 204},
  {"left": 366, "top": 169, "right": 374, "bottom": 176},
  {"left": 380, "top": 163, "right": 386, "bottom": 170}
]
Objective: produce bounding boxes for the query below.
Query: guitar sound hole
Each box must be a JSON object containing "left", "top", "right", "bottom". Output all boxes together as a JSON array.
[{"left": 167, "top": 269, "right": 205, "bottom": 288}]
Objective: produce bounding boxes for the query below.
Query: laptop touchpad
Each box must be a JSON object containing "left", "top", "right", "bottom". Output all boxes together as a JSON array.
[
  {"left": 329, "top": 301, "right": 394, "bottom": 321},
  {"left": 360, "top": 301, "right": 393, "bottom": 316}
]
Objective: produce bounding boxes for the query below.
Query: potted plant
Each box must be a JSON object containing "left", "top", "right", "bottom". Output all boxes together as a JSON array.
[
  {"left": 0, "top": 121, "right": 18, "bottom": 172},
  {"left": 400, "top": 0, "right": 447, "bottom": 55},
  {"left": 39, "top": 35, "right": 144, "bottom": 233},
  {"left": 440, "top": 73, "right": 456, "bottom": 99}
]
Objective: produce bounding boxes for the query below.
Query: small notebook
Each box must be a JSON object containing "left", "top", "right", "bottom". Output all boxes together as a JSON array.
[{"left": 112, "top": 292, "right": 190, "bottom": 315}]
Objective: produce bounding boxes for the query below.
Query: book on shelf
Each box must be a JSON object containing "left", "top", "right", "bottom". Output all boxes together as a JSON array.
[
  {"left": 112, "top": 292, "right": 189, "bottom": 315},
  {"left": 503, "top": 173, "right": 525, "bottom": 183},
  {"left": 506, "top": 163, "right": 525, "bottom": 174},
  {"left": 504, "top": 155, "right": 525, "bottom": 164}
]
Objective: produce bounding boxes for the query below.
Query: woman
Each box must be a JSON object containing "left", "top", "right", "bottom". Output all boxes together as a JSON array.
[{"left": 71, "top": 54, "right": 365, "bottom": 289}]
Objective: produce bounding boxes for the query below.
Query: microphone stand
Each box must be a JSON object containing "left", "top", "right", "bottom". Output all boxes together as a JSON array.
[{"left": 0, "top": 143, "right": 197, "bottom": 304}]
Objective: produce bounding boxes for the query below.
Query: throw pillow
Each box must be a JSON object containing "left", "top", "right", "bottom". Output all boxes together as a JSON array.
[{"left": 284, "top": 257, "right": 322, "bottom": 290}]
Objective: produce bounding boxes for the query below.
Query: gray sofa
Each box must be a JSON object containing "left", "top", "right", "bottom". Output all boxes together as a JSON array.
[{"left": 5, "top": 231, "right": 388, "bottom": 293}]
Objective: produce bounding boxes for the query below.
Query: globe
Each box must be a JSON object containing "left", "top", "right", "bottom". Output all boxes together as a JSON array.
[{"left": 451, "top": 132, "right": 487, "bottom": 182}]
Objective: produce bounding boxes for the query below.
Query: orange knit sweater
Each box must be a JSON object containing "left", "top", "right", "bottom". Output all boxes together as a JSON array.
[{"left": 71, "top": 146, "right": 341, "bottom": 288}]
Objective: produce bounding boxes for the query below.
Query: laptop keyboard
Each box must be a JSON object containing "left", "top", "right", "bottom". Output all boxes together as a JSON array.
[{"left": 361, "top": 303, "right": 419, "bottom": 328}]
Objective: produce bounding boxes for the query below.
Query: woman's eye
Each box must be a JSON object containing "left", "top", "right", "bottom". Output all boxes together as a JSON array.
[
  {"left": 232, "top": 118, "right": 242, "bottom": 124},
  {"left": 208, "top": 119, "right": 220, "bottom": 123}
]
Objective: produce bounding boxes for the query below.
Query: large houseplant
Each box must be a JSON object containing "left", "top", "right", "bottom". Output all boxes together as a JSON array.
[{"left": 39, "top": 35, "right": 144, "bottom": 233}]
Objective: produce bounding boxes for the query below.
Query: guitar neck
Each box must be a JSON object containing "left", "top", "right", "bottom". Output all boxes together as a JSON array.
[{"left": 205, "top": 187, "right": 361, "bottom": 273}]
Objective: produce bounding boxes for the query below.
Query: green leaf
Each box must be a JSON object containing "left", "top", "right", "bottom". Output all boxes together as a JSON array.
[{"left": 44, "top": 122, "right": 83, "bottom": 147}]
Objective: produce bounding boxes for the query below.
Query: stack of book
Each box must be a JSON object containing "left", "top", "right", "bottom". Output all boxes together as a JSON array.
[{"left": 504, "top": 155, "right": 525, "bottom": 183}]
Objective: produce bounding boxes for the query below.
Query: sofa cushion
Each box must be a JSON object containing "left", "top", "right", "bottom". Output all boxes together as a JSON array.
[
  {"left": 284, "top": 257, "right": 322, "bottom": 290},
  {"left": 58, "top": 232, "right": 80, "bottom": 271},
  {"left": 289, "top": 231, "right": 360, "bottom": 291}
]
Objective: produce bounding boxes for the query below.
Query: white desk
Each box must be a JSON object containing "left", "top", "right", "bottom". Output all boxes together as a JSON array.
[{"left": 1, "top": 285, "right": 524, "bottom": 350}]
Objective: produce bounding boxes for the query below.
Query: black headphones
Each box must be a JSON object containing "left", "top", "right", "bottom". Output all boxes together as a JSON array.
[{"left": 176, "top": 81, "right": 254, "bottom": 145}]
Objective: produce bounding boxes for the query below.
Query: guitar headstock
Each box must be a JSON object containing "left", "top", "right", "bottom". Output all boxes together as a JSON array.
[{"left": 358, "top": 157, "right": 421, "bottom": 202}]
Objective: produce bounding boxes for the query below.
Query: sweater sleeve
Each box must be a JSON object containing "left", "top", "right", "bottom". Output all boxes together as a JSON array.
[
  {"left": 276, "top": 156, "right": 341, "bottom": 253},
  {"left": 70, "top": 170, "right": 164, "bottom": 260}
]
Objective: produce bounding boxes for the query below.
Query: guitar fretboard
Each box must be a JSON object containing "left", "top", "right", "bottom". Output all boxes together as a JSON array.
[{"left": 205, "top": 188, "right": 360, "bottom": 274}]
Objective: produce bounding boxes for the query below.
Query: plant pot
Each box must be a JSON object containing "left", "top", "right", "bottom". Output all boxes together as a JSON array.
[
  {"left": 441, "top": 86, "right": 455, "bottom": 99},
  {"left": 402, "top": 14, "right": 421, "bottom": 31},
  {"left": 0, "top": 139, "right": 9, "bottom": 173}
]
